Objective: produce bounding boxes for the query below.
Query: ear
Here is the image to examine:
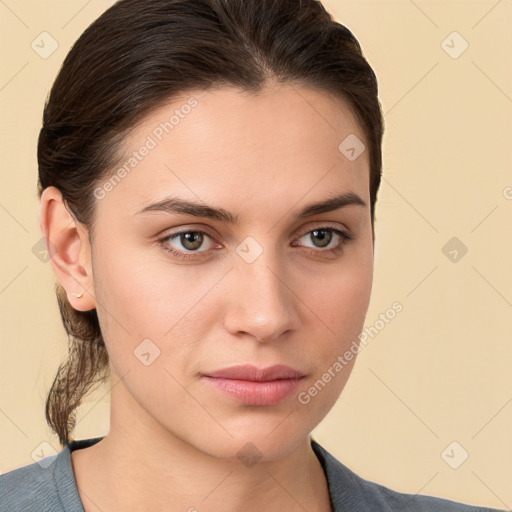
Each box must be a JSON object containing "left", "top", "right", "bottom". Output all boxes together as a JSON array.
[{"left": 39, "top": 186, "right": 96, "bottom": 312}]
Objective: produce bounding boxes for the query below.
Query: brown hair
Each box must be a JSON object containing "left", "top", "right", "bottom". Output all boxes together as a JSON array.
[{"left": 38, "top": 0, "right": 384, "bottom": 446}]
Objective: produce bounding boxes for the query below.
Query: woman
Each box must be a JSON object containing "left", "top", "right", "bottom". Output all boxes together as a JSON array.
[{"left": 0, "top": 0, "right": 505, "bottom": 510}]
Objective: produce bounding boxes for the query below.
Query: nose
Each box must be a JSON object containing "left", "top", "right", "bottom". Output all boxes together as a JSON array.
[{"left": 223, "top": 251, "right": 300, "bottom": 342}]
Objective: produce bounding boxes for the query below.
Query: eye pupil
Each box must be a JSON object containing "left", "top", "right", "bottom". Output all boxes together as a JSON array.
[
  {"left": 310, "top": 229, "right": 332, "bottom": 248},
  {"left": 181, "top": 232, "right": 203, "bottom": 250}
]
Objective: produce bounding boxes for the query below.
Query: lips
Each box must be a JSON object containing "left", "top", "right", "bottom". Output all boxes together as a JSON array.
[
  {"left": 201, "top": 364, "right": 306, "bottom": 406},
  {"left": 203, "top": 364, "right": 305, "bottom": 381}
]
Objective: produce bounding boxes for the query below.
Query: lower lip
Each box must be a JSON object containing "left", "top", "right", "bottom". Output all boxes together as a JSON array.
[{"left": 201, "top": 376, "right": 304, "bottom": 406}]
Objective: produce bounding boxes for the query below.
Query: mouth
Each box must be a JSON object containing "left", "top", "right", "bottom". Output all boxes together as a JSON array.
[{"left": 201, "top": 364, "right": 306, "bottom": 406}]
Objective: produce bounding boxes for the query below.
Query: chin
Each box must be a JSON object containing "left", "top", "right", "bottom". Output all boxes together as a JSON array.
[{"left": 196, "top": 427, "right": 307, "bottom": 464}]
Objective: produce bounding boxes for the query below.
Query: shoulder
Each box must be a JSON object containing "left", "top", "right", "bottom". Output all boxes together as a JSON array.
[
  {"left": 311, "top": 439, "right": 507, "bottom": 512},
  {"left": 0, "top": 439, "right": 97, "bottom": 512},
  {"left": 0, "top": 451, "right": 63, "bottom": 511}
]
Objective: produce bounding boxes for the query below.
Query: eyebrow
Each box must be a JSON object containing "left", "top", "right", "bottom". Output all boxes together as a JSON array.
[{"left": 135, "top": 191, "right": 366, "bottom": 223}]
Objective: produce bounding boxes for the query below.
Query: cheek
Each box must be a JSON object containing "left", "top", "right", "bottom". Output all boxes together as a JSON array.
[
  {"left": 90, "top": 243, "right": 222, "bottom": 371},
  {"left": 294, "top": 263, "right": 371, "bottom": 421},
  {"left": 296, "top": 243, "right": 373, "bottom": 399},
  {"left": 303, "top": 255, "right": 373, "bottom": 338},
  {"left": 92, "top": 241, "right": 195, "bottom": 332}
]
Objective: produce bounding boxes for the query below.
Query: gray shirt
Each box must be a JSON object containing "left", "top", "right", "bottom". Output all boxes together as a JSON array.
[{"left": 0, "top": 437, "right": 506, "bottom": 511}]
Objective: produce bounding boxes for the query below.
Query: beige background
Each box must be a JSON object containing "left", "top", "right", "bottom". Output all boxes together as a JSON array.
[{"left": 1, "top": 0, "right": 511, "bottom": 508}]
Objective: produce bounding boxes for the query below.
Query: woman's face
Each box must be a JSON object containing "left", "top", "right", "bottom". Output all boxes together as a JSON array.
[{"left": 87, "top": 83, "right": 374, "bottom": 460}]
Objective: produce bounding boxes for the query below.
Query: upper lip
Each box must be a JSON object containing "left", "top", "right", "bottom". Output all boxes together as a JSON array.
[{"left": 203, "top": 364, "right": 305, "bottom": 382}]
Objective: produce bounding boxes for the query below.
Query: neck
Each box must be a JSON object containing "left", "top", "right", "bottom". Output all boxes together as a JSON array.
[{"left": 71, "top": 387, "right": 332, "bottom": 512}]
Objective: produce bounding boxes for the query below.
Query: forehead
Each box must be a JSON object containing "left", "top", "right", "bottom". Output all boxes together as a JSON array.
[{"left": 97, "top": 83, "right": 370, "bottom": 217}]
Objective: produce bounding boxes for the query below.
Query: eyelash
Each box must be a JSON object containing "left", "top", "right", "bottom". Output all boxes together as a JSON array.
[{"left": 158, "top": 225, "right": 354, "bottom": 261}]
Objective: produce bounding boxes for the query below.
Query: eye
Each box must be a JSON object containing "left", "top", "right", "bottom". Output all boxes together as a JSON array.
[
  {"left": 159, "top": 229, "right": 217, "bottom": 260},
  {"left": 293, "top": 226, "right": 353, "bottom": 256}
]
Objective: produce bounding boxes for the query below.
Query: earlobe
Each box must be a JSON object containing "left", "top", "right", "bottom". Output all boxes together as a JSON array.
[{"left": 39, "top": 186, "right": 96, "bottom": 312}]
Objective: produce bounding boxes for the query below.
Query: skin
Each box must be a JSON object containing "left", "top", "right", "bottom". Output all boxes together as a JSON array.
[{"left": 39, "top": 82, "right": 374, "bottom": 512}]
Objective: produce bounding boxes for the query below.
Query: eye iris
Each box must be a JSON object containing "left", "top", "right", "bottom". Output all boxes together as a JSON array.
[
  {"left": 310, "top": 229, "right": 332, "bottom": 248},
  {"left": 181, "top": 232, "right": 203, "bottom": 250}
]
